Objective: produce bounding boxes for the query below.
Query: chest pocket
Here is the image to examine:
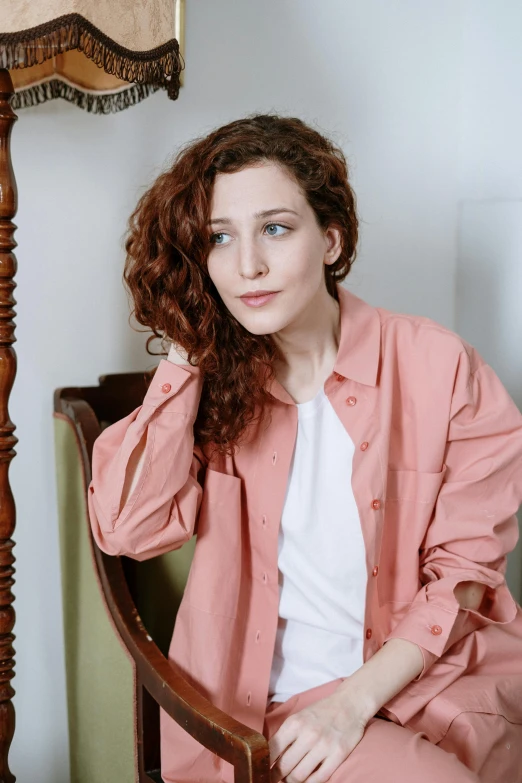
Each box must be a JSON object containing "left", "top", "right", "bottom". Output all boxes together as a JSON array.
[
  {"left": 377, "top": 465, "right": 447, "bottom": 606},
  {"left": 184, "top": 468, "right": 243, "bottom": 619}
]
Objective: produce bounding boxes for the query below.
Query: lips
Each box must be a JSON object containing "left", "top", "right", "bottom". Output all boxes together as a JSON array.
[
  {"left": 240, "top": 291, "right": 278, "bottom": 298},
  {"left": 240, "top": 291, "right": 280, "bottom": 307}
]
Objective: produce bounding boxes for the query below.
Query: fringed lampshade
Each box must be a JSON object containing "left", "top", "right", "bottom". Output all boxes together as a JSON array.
[{"left": 0, "top": 1, "right": 185, "bottom": 113}]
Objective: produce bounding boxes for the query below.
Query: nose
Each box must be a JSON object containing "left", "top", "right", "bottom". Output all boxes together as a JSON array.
[{"left": 237, "top": 236, "right": 268, "bottom": 279}]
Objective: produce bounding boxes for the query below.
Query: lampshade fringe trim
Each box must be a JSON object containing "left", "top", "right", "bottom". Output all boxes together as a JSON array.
[
  {"left": 0, "top": 12, "right": 183, "bottom": 100},
  {"left": 9, "top": 79, "right": 164, "bottom": 114}
]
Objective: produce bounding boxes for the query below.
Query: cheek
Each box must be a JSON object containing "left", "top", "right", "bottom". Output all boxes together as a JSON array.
[
  {"left": 207, "top": 265, "right": 239, "bottom": 312},
  {"left": 206, "top": 258, "right": 227, "bottom": 293},
  {"left": 287, "top": 240, "right": 323, "bottom": 271}
]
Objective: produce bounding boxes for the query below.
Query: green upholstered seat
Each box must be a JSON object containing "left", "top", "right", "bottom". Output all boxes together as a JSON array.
[{"left": 53, "top": 413, "right": 196, "bottom": 783}]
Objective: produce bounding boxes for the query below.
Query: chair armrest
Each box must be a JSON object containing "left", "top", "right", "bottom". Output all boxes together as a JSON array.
[{"left": 96, "top": 548, "right": 271, "bottom": 783}]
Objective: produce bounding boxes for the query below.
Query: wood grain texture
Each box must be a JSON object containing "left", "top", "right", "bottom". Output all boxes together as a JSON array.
[{"left": 0, "top": 68, "right": 18, "bottom": 783}]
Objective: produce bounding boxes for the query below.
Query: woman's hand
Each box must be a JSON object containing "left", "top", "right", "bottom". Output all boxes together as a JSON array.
[
  {"left": 167, "top": 340, "right": 191, "bottom": 365},
  {"left": 268, "top": 689, "right": 368, "bottom": 783}
]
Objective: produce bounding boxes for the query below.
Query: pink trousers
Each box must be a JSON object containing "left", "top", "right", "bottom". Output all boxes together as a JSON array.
[{"left": 262, "top": 678, "right": 521, "bottom": 783}]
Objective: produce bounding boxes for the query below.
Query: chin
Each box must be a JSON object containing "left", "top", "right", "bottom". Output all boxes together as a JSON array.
[
  {"left": 236, "top": 316, "right": 282, "bottom": 336},
  {"left": 241, "top": 323, "right": 279, "bottom": 337}
]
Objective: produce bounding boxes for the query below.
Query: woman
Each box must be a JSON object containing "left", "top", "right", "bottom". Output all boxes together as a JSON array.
[{"left": 87, "top": 113, "right": 522, "bottom": 783}]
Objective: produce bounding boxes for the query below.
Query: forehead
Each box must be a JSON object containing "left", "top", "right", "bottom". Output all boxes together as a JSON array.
[{"left": 210, "top": 162, "right": 303, "bottom": 210}]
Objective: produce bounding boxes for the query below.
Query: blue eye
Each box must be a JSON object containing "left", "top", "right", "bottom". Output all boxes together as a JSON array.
[
  {"left": 265, "top": 223, "right": 289, "bottom": 236},
  {"left": 209, "top": 232, "right": 231, "bottom": 246},
  {"left": 209, "top": 223, "right": 290, "bottom": 246}
]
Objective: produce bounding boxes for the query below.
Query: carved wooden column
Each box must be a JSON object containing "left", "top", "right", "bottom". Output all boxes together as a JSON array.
[{"left": 0, "top": 69, "right": 18, "bottom": 783}]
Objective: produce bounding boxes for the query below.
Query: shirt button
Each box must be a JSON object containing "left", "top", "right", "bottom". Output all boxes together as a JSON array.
[
  {"left": 262, "top": 515, "right": 267, "bottom": 527},
  {"left": 346, "top": 396, "right": 357, "bottom": 406},
  {"left": 255, "top": 630, "right": 261, "bottom": 643},
  {"left": 262, "top": 572, "right": 267, "bottom": 583},
  {"left": 366, "top": 628, "right": 373, "bottom": 639},
  {"left": 160, "top": 383, "right": 171, "bottom": 393},
  {"left": 371, "top": 499, "right": 381, "bottom": 510},
  {"left": 334, "top": 372, "right": 344, "bottom": 381},
  {"left": 372, "top": 566, "right": 379, "bottom": 576},
  {"left": 431, "top": 625, "right": 442, "bottom": 635},
  {"left": 360, "top": 441, "right": 369, "bottom": 451},
  {"left": 246, "top": 691, "right": 251, "bottom": 706},
  {"left": 272, "top": 451, "right": 277, "bottom": 465}
]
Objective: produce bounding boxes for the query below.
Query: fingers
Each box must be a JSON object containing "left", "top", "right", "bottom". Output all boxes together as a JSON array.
[{"left": 272, "top": 747, "right": 327, "bottom": 783}]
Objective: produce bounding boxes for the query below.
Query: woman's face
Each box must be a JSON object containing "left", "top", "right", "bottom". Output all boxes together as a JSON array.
[{"left": 206, "top": 161, "right": 341, "bottom": 337}]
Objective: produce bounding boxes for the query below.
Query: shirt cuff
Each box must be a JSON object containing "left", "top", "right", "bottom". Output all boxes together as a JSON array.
[
  {"left": 382, "top": 577, "right": 518, "bottom": 674},
  {"left": 143, "top": 358, "right": 202, "bottom": 416},
  {"left": 406, "top": 644, "right": 439, "bottom": 681}
]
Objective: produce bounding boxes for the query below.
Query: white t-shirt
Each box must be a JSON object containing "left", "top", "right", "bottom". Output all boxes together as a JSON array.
[{"left": 268, "top": 386, "right": 367, "bottom": 704}]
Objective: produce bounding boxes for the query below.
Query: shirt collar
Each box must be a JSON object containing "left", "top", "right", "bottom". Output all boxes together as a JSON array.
[{"left": 266, "top": 282, "right": 381, "bottom": 405}]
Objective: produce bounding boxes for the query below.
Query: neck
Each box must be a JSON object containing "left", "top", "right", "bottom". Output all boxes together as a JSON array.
[{"left": 272, "top": 286, "right": 341, "bottom": 387}]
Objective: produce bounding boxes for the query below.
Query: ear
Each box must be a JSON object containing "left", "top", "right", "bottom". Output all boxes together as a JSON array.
[{"left": 324, "top": 224, "right": 343, "bottom": 264}]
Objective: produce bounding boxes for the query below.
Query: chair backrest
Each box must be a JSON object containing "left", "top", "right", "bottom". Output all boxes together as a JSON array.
[{"left": 54, "top": 368, "right": 196, "bottom": 783}]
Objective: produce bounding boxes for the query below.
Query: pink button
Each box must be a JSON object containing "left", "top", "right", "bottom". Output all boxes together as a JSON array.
[
  {"left": 160, "top": 383, "right": 171, "bottom": 393},
  {"left": 360, "top": 441, "right": 369, "bottom": 451},
  {"left": 366, "top": 628, "right": 373, "bottom": 639},
  {"left": 372, "top": 566, "right": 379, "bottom": 576},
  {"left": 371, "top": 499, "right": 381, "bottom": 510},
  {"left": 431, "top": 625, "right": 442, "bottom": 635},
  {"left": 246, "top": 692, "right": 251, "bottom": 706},
  {"left": 262, "top": 572, "right": 267, "bottom": 583},
  {"left": 346, "top": 396, "right": 357, "bottom": 406},
  {"left": 255, "top": 630, "right": 261, "bottom": 643}
]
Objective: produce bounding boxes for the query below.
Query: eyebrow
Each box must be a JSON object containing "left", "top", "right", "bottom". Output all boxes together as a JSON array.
[{"left": 208, "top": 207, "right": 300, "bottom": 226}]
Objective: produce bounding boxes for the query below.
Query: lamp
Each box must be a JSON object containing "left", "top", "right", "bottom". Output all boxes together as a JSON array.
[
  {"left": 1, "top": 1, "right": 185, "bottom": 113},
  {"left": 0, "top": 2, "right": 185, "bottom": 778}
]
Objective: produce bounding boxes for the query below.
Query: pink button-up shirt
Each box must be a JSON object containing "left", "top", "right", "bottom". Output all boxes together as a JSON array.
[{"left": 87, "top": 283, "right": 522, "bottom": 783}]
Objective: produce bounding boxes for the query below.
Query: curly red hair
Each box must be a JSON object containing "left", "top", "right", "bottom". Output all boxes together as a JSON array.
[{"left": 123, "top": 113, "right": 359, "bottom": 460}]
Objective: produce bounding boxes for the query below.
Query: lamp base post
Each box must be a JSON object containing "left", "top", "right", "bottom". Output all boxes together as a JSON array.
[{"left": 0, "top": 67, "right": 19, "bottom": 783}]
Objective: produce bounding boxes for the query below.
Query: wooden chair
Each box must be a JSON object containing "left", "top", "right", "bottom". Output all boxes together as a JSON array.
[{"left": 53, "top": 369, "right": 271, "bottom": 783}]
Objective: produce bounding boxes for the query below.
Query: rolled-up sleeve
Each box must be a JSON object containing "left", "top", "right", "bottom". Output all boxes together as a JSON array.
[
  {"left": 87, "top": 359, "right": 206, "bottom": 561},
  {"left": 383, "top": 344, "right": 522, "bottom": 678}
]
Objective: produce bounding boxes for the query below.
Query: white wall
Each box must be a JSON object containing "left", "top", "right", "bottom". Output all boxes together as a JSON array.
[
  {"left": 456, "top": 0, "right": 522, "bottom": 600},
  {"left": 6, "top": 1, "right": 519, "bottom": 779}
]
